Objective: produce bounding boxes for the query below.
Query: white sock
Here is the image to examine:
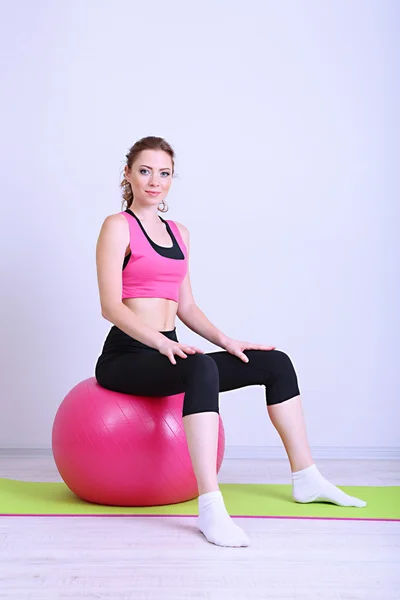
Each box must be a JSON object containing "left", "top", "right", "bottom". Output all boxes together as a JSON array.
[
  {"left": 197, "top": 490, "right": 250, "bottom": 547},
  {"left": 292, "top": 464, "right": 367, "bottom": 508}
]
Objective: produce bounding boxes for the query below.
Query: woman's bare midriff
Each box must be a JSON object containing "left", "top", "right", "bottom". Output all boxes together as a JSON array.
[{"left": 122, "top": 297, "right": 178, "bottom": 332}]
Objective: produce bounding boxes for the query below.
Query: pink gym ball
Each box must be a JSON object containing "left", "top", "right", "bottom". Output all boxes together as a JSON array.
[{"left": 52, "top": 377, "right": 226, "bottom": 506}]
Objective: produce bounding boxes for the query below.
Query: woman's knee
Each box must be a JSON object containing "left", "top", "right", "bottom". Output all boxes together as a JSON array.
[
  {"left": 182, "top": 353, "right": 220, "bottom": 417},
  {"left": 265, "top": 350, "right": 300, "bottom": 406},
  {"left": 269, "top": 349, "right": 296, "bottom": 372},
  {"left": 185, "top": 353, "right": 219, "bottom": 385}
]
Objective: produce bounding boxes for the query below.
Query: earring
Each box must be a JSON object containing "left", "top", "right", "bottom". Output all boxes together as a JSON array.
[{"left": 158, "top": 199, "right": 168, "bottom": 212}]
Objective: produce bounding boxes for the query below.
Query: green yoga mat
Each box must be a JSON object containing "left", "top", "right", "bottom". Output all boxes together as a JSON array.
[{"left": 1, "top": 479, "right": 399, "bottom": 521}]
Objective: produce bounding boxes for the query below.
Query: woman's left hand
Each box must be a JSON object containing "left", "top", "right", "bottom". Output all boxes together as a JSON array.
[{"left": 221, "top": 338, "right": 276, "bottom": 363}]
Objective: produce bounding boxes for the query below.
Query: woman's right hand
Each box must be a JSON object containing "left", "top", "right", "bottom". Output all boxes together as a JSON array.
[{"left": 156, "top": 338, "right": 205, "bottom": 365}]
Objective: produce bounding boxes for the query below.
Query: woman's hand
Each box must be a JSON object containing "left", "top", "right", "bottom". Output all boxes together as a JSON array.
[
  {"left": 222, "top": 337, "right": 276, "bottom": 363},
  {"left": 157, "top": 338, "right": 205, "bottom": 365}
]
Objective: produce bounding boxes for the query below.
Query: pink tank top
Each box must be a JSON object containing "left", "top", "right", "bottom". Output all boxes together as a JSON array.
[{"left": 120, "top": 209, "right": 188, "bottom": 302}]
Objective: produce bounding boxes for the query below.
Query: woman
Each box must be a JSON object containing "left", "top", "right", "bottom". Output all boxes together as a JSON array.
[{"left": 95, "top": 136, "right": 366, "bottom": 548}]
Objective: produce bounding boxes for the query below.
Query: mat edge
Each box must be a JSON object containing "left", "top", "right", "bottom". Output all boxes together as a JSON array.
[{"left": 1, "top": 513, "right": 399, "bottom": 522}]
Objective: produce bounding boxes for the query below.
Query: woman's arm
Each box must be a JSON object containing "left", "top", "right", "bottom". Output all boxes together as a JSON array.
[
  {"left": 96, "top": 214, "right": 170, "bottom": 350},
  {"left": 175, "top": 222, "right": 229, "bottom": 349},
  {"left": 178, "top": 302, "right": 229, "bottom": 348}
]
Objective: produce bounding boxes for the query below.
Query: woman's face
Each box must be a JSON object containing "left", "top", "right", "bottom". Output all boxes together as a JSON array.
[{"left": 126, "top": 149, "right": 173, "bottom": 206}]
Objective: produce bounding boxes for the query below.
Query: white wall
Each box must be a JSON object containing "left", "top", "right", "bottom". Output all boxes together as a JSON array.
[{"left": 0, "top": 0, "right": 398, "bottom": 451}]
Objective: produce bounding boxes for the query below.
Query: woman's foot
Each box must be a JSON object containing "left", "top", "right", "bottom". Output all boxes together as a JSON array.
[
  {"left": 197, "top": 490, "right": 250, "bottom": 547},
  {"left": 292, "top": 464, "right": 367, "bottom": 507}
]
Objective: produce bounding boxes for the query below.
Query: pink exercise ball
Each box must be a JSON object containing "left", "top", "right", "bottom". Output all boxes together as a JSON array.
[{"left": 52, "top": 377, "right": 225, "bottom": 506}]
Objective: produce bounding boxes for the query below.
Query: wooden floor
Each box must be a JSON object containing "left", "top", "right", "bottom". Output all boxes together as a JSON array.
[{"left": 0, "top": 456, "right": 399, "bottom": 599}]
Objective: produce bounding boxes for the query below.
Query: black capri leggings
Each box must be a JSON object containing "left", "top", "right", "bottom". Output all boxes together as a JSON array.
[{"left": 95, "top": 327, "right": 300, "bottom": 417}]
